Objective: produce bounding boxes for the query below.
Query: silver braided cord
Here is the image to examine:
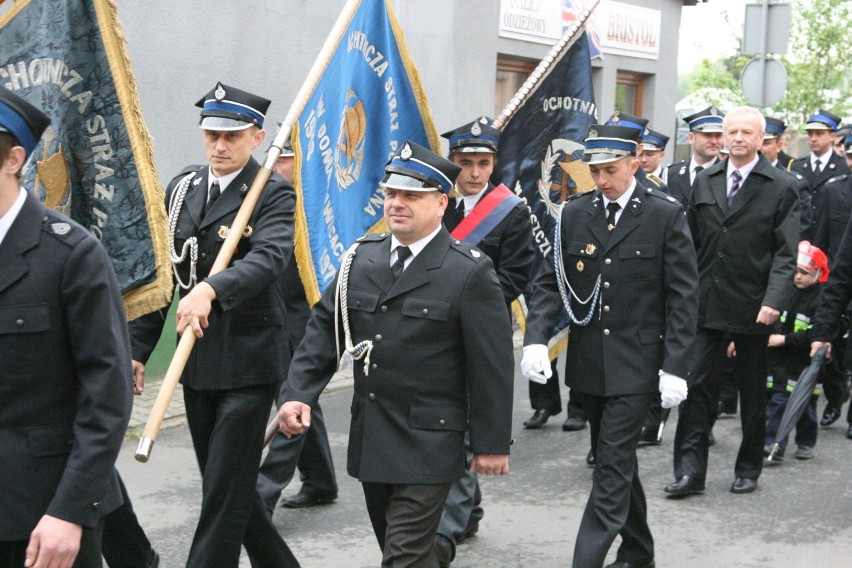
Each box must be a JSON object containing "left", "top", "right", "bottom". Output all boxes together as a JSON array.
[
  {"left": 167, "top": 172, "right": 199, "bottom": 290},
  {"left": 553, "top": 202, "right": 601, "bottom": 327},
  {"left": 334, "top": 242, "right": 374, "bottom": 376}
]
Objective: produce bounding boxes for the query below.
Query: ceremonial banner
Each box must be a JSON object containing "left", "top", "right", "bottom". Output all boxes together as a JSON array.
[
  {"left": 291, "top": 0, "right": 438, "bottom": 304},
  {"left": 0, "top": 0, "right": 171, "bottom": 320},
  {"left": 494, "top": 30, "right": 597, "bottom": 356}
]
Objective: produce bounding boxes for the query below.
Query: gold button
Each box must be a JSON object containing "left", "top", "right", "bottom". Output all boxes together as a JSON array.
[
  {"left": 604, "top": 258, "right": 611, "bottom": 264},
  {"left": 603, "top": 329, "right": 610, "bottom": 335}
]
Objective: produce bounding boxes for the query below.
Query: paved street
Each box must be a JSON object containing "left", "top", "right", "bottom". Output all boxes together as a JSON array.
[{"left": 119, "top": 335, "right": 852, "bottom": 567}]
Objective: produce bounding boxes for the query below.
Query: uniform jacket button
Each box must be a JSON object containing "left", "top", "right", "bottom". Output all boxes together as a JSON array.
[
  {"left": 375, "top": 334, "right": 383, "bottom": 342},
  {"left": 368, "top": 393, "right": 376, "bottom": 400},
  {"left": 604, "top": 258, "right": 611, "bottom": 264},
  {"left": 603, "top": 329, "right": 610, "bottom": 335},
  {"left": 603, "top": 282, "right": 610, "bottom": 289},
  {"left": 92, "top": 502, "right": 102, "bottom": 511},
  {"left": 15, "top": 319, "right": 24, "bottom": 327},
  {"left": 422, "top": 308, "right": 429, "bottom": 315},
  {"left": 199, "top": 230, "right": 207, "bottom": 238},
  {"left": 201, "top": 252, "right": 208, "bottom": 260},
  {"left": 370, "top": 363, "right": 378, "bottom": 371},
  {"left": 380, "top": 305, "right": 388, "bottom": 312},
  {"left": 439, "top": 419, "right": 446, "bottom": 426},
  {"left": 603, "top": 306, "right": 610, "bottom": 312}
]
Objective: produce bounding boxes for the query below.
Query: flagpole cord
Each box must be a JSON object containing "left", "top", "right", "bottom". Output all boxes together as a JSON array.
[{"left": 491, "top": 0, "right": 600, "bottom": 130}]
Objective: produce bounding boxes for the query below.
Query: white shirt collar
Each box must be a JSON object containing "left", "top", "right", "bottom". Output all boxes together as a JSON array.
[
  {"left": 811, "top": 149, "right": 833, "bottom": 168},
  {"left": 390, "top": 224, "right": 442, "bottom": 266},
  {"left": 727, "top": 154, "right": 759, "bottom": 183},
  {"left": 208, "top": 167, "right": 243, "bottom": 193},
  {"left": 458, "top": 183, "right": 488, "bottom": 216},
  {"left": 689, "top": 156, "right": 717, "bottom": 172},
  {"left": 601, "top": 178, "right": 637, "bottom": 212},
  {"left": 0, "top": 186, "right": 28, "bottom": 247}
]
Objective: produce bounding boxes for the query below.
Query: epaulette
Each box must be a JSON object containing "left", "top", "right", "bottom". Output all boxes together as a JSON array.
[
  {"left": 666, "top": 160, "right": 686, "bottom": 170},
  {"left": 644, "top": 173, "right": 665, "bottom": 188},
  {"left": 566, "top": 189, "right": 595, "bottom": 202},
  {"left": 170, "top": 164, "right": 204, "bottom": 185},
  {"left": 355, "top": 232, "right": 389, "bottom": 243},
  {"left": 449, "top": 238, "right": 486, "bottom": 262},
  {"left": 644, "top": 186, "right": 680, "bottom": 205},
  {"left": 41, "top": 210, "right": 87, "bottom": 247}
]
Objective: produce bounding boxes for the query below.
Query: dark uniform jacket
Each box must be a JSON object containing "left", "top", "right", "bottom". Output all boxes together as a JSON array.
[
  {"left": 812, "top": 173, "right": 852, "bottom": 261},
  {"left": 792, "top": 152, "right": 851, "bottom": 236},
  {"left": 689, "top": 155, "right": 800, "bottom": 335},
  {"left": 130, "top": 158, "right": 295, "bottom": 389},
  {"left": 443, "top": 183, "right": 534, "bottom": 307},
  {"left": 774, "top": 162, "right": 812, "bottom": 239},
  {"left": 768, "top": 282, "right": 822, "bottom": 392},
  {"left": 284, "top": 229, "right": 514, "bottom": 484},
  {"left": 777, "top": 150, "right": 795, "bottom": 171},
  {"left": 813, "top": 215, "right": 852, "bottom": 342},
  {"left": 635, "top": 167, "right": 669, "bottom": 196},
  {"left": 666, "top": 157, "right": 719, "bottom": 208},
  {"left": 0, "top": 193, "right": 132, "bottom": 540},
  {"left": 525, "top": 184, "right": 699, "bottom": 395}
]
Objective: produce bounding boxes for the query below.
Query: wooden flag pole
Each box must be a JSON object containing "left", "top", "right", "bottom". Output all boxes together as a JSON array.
[
  {"left": 492, "top": 0, "right": 600, "bottom": 130},
  {"left": 136, "top": 0, "right": 363, "bottom": 462}
]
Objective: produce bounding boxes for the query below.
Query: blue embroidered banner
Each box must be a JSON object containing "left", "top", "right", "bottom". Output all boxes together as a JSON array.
[
  {"left": 291, "top": 0, "right": 438, "bottom": 304},
  {"left": 0, "top": 0, "right": 171, "bottom": 319}
]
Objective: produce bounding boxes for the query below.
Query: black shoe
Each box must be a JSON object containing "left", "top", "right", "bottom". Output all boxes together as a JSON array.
[
  {"left": 821, "top": 404, "right": 841, "bottom": 427},
  {"left": 435, "top": 534, "right": 454, "bottom": 568},
  {"left": 562, "top": 416, "right": 586, "bottom": 431},
  {"left": 523, "top": 409, "right": 553, "bottom": 429},
  {"left": 730, "top": 477, "right": 757, "bottom": 494},
  {"left": 766, "top": 446, "right": 785, "bottom": 465},
  {"left": 637, "top": 425, "right": 660, "bottom": 446},
  {"left": 147, "top": 551, "right": 160, "bottom": 568},
  {"left": 664, "top": 475, "right": 705, "bottom": 497},
  {"left": 280, "top": 491, "right": 338, "bottom": 509},
  {"left": 586, "top": 449, "right": 595, "bottom": 467},
  {"left": 604, "top": 561, "right": 656, "bottom": 568},
  {"left": 847, "top": 424, "right": 852, "bottom": 440}
]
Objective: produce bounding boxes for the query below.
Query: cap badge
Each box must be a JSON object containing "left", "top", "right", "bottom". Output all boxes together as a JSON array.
[
  {"left": 214, "top": 83, "right": 226, "bottom": 101},
  {"left": 584, "top": 243, "right": 596, "bottom": 255},
  {"left": 612, "top": 111, "right": 620, "bottom": 123},
  {"left": 710, "top": 106, "right": 718, "bottom": 115},
  {"left": 589, "top": 126, "right": 598, "bottom": 138},
  {"left": 51, "top": 222, "right": 71, "bottom": 235},
  {"left": 471, "top": 122, "right": 482, "bottom": 136},
  {"left": 400, "top": 142, "right": 413, "bottom": 160},
  {"left": 576, "top": 260, "right": 585, "bottom": 272}
]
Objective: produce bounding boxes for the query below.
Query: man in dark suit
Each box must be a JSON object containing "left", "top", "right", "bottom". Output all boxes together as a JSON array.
[
  {"left": 666, "top": 106, "right": 725, "bottom": 208},
  {"left": 762, "top": 116, "right": 812, "bottom": 238},
  {"left": 278, "top": 141, "right": 514, "bottom": 568},
  {"left": 130, "top": 83, "right": 299, "bottom": 567},
  {"left": 0, "top": 87, "right": 132, "bottom": 566},
  {"left": 435, "top": 117, "right": 533, "bottom": 564},
  {"left": 256, "top": 139, "right": 338, "bottom": 512},
  {"left": 523, "top": 124, "right": 698, "bottom": 568},
  {"left": 668, "top": 106, "right": 800, "bottom": 498},
  {"left": 792, "top": 109, "right": 852, "bottom": 427}
]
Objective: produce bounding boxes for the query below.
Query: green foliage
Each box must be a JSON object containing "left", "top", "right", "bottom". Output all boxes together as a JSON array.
[{"left": 682, "top": 0, "right": 851, "bottom": 128}]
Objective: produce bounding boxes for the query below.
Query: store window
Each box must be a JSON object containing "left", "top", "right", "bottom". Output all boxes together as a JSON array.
[
  {"left": 615, "top": 72, "right": 644, "bottom": 116},
  {"left": 495, "top": 56, "right": 537, "bottom": 117}
]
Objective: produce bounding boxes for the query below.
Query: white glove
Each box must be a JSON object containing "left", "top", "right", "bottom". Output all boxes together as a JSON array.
[
  {"left": 659, "top": 370, "right": 688, "bottom": 409},
  {"left": 521, "top": 345, "right": 552, "bottom": 384}
]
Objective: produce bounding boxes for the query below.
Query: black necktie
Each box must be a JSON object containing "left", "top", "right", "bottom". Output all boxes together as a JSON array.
[
  {"left": 728, "top": 170, "right": 742, "bottom": 207},
  {"left": 814, "top": 159, "right": 822, "bottom": 173},
  {"left": 691, "top": 165, "right": 703, "bottom": 186},
  {"left": 206, "top": 181, "right": 221, "bottom": 215},
  {"left": 456, "top": 199, "right": 465, "bottom": 217},
  {"left": 606, "top": 202, "right": 621, "bottom": 231},
  {"left": 391, "top": 246, "right": 412, "bottom": 280}
]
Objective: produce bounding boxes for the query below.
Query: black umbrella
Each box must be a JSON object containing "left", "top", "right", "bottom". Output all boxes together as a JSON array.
[
  {"left": 767, "top": 346, "right": 829, "bottom": 461},
  {"left": 657, "top": 407, "right": 671, "bottom": 443}
]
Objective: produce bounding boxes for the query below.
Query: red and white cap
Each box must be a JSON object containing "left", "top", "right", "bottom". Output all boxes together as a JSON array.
[{"left": 797, "top": 241, "right": 830, "bottom": 283}]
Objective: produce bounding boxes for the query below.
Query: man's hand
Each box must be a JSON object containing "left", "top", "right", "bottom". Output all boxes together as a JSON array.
[
  {"left": 767, "top": 334, "right": 785, "bottom": 348},
  {"left": 25, "top": 515, "right": 81, "bottom": 568},
  {"left": 756, "top": 305, "right": 780, "bottom": 325},
  {"left": 132, "top": 359, "right": 145, "bottom": 395},
  {"left": 811, "top": 340, "right": 832, "bottom": 358},
  {"left": 176, "top": 281, "right": 217, "bottom": 338},
  {"left": 470, "top": 454, "right": 509, "bottom": 475},
  {"left": 521, "top": 344, "right": 552, "bottom": 384},
  {"left": 278, "top": 401, "right": 312, "bottom": 437}
]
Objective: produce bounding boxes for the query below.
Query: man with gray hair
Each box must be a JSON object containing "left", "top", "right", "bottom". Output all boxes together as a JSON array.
[{"left": 667, "top": 106, "right": 800, "bottom": 497}]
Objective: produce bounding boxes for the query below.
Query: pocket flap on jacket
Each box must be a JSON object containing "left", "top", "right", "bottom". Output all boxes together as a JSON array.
[
  {"left": 638, "top": 328, "right": 665, "bottom": 344},
  {"left": 401, "top": 296, "right": 450, "bottom": 321},
  {"left": 565, "top": 240, "right": 599, "bottom": 258},
  {"left": 409, "top": 405, "right": 466, "bottom": 431},
  {"left": 348, "top": 288, "right": 380, "bottom": 313},
  {"left": 0, "top": 304, "right": 49, "bottom": 335},
  {"left": 28, "top": 423, "right": 74, "bottom": 458},
  {"left": 619, "top": 243, "right": 656, "bottom": 259}
]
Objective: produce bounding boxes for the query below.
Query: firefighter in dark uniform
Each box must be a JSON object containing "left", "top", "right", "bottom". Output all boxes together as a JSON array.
[
  {"left": 638, "top": 128, "right": 669, "bottom": 181},
  {"left": 278, "top": 140, "right": 514, "bottom": 568},
  {"left": 522, "top": 124, "right": 698, "bottom": 568},
  {"left": 791, "top": 109, "right": 852, "bottom": 428},
  {"left": 762, "top": 116, "right": 812, "bottom": 238},
  {"left": 666, "top": 106, "right": 725, "bottom": 208},
  {"left": 435, "top": 117, "right": 534, "bottom": 565},
  {"left": 605, "top": 112, "right": 669, "bottom": 195},
  {"left": 129, "top": 83, "right": 300, "bottom": 567},
  {"left": 0, "top": 87, "right": 132, "bottom": 566}
]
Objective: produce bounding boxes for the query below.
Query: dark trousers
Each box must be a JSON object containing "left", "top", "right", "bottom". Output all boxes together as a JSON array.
[
  {"left": 256, "top": 379, "right": 337, "bottom": 512},
  {"left": 0, "top": 520, "right": 104, "bottom": 568},
  {"left": 823, "top": 331, "right": 850, "bottom": 418},
  {"left": 436, "top": 433, "right": 481, "bottom": 554},
  {"left": 183, "top": 383, "right": 299, "bottom": 568},
  {"left": 102, "top": 473, "right": 155, "bottom": 568},
  {"left": 674, "top": 329, "right": 768, "bottom": 482},
  {"left": 766, "top": 391, "right": 818, "bottom": 449},
  {"left": 573, "top": 391, "right": 655, "bottom": 568},
  {"left": 529, "top": 360, "right": 587, "bottom": 420},
  {"left": 363, "top": 482, "right": 453, "bottom": 568}
]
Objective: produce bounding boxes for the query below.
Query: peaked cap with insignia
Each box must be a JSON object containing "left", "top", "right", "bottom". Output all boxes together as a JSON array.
[
  {"left": 381, "top": 140, "right": 461, "bottom": 195},
  {"left": 682, "top": 106, "right": 724, "bottom": 133},
  {"left": 0, "top": 86, "right": 51, "bottom": 159},
  {"left": 805, "top": 108, "right": 842, "bottom": 132},
  {"left": 605, "top": 111, "right": 649, "bottom": 139},
  {"left": 641, "top": 128, "right": 670, "bottom": 151},
  {"left": 196, "top": 82, "right": 271, "bottom": 131},
  {"left": 441, "top": 116, "right": 500, "bottom": 154},
  {"left": 764, "top": 116, "right": 786, "bottom": 139},
  {"left": 582, "top": 124, "right": 640, "bottom": 165}
]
